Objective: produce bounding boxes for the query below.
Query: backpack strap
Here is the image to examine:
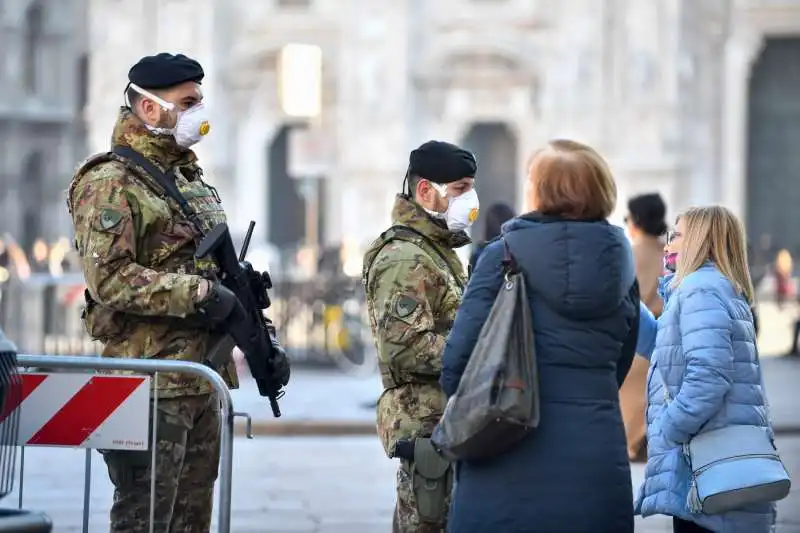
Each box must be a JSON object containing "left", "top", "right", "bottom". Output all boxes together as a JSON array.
[
  {"left": 69, "top": 147, "right": 206, "bottom": 236},
  {"left": 110, "top": 145, "right": 205, "bottom": 235},
  {"left": 365, "top": 225, "right": 465, "bottom": 292}
]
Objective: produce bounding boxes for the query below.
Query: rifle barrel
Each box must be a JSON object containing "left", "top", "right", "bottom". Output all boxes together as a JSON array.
[{"left": 239, "top": 221, "right": 256, "bottom": 262}]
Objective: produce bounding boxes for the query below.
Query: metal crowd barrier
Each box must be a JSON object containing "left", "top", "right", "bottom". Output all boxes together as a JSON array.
[
  {"left": 13, "top": 354, "right": 252, "bottom": 533},
  {"left": 0, "top": 273, "right": 377, "bottom": 368}
]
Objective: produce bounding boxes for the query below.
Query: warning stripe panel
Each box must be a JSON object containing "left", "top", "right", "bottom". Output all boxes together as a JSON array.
[
  {"left": 15, "top": 373, "right": 93, "bottom": 443},
  {"left": 0, "top": 374, "right": 47, "bottom": 424},
  {"left": 27, "top": 376, "right": 146, "bottom": 446}
]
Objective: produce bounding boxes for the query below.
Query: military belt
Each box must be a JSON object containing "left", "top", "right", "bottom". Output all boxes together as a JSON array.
[{"left": 381, "top": 373, "right": 440, "bottom": 390}]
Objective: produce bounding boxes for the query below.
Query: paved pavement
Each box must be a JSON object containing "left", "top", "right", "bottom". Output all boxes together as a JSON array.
[
  {"left": 3, "top": 434, "right": 800, "bottom": 532},
  {"left": 4, "top": 299, "right": 799, "bottom": 531}
]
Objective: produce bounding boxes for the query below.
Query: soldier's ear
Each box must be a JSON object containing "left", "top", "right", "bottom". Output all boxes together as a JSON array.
[{"left": 415, "top": 179, "right": 432, "bottom": 201}]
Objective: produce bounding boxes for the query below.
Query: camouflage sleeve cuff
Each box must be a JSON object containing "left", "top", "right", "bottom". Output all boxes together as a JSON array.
[{"left": 173, "top": 274, "right": 206, "bottom": 316}]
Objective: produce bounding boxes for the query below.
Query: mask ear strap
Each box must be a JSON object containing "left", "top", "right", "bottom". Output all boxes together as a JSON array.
[
  {"left": 123, "top": 82, "right": 132, "bottom": 108},
  {"left": 431, "top": 182, "right": 448, "bottom": 198},
  {"left": 402, "top": 166, "right": 411, "bottom": 196},
  {"left": 128, "top": 83, "right": 175, "bottom": 111}
]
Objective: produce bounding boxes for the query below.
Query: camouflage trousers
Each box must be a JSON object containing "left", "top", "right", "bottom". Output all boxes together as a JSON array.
[
  {"left": 393, "top": 459, "right": 449, "bottom": 533},
  {"left": 101, "top": 393, "right": 220, "bottom": 533}
]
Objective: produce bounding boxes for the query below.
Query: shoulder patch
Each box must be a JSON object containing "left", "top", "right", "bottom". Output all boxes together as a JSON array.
[
  {"left": 395, "top": 295, "right": 419, "bottom": 318},
  {"left": 98, "top": 208, "right": 123, "bottom": 231}
]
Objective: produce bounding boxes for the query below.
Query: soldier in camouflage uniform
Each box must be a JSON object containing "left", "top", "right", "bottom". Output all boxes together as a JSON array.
[
  {"left": 362, "top": 140, "right": 480, "bottom": 533},
  {"left": 67, "top": 53, "right": 290, "bottom": 533}
]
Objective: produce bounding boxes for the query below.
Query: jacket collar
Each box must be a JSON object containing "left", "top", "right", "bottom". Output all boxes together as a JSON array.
[
  {"left": 390, "top": 194, "right": 471, "bottom": 249},
  {"left": 110, "top": 107, "right": 198, "bottom": 171},
  {"left": 658, "top": 261, "right": 716, "bottom": 304}
]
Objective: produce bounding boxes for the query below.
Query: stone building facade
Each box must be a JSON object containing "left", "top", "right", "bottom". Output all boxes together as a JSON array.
[
  {"left": 84, "top": 0, "right": 800, "bottom": 258},
  {"left": 0, "top": 0, "right": 89, "bottom": 253}
]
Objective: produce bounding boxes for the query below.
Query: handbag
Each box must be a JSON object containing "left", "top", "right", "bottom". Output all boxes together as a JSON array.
[
  {"left": 431, "top": 239, "right": 540, "bottom": 461},
  {"left": 658, "top": 325, "right": 791, "bottom": 514}
]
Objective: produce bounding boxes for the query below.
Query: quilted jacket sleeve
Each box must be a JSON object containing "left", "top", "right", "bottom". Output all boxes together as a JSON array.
[
  {"left": 440, "top": 240, "right": 505, "bottom": 397},
  {"left": 660, "top": 287, "right": 734, "bottom": 444}
]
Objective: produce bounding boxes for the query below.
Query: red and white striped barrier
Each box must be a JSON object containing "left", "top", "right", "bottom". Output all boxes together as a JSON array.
[{"left": 0, "top": 372, "right": 151, "bottom": 450}]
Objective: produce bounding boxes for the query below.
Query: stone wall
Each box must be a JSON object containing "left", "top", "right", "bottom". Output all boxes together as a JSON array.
[{"left": 82, "top": 0, "right": 800, "bottom": 249}]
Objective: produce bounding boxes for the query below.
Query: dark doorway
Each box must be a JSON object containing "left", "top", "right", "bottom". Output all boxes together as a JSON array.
[
  {"left": 266, "top": 125, "right": 327, "bottom": 249},
  {"left": 21, "top": 152, "right": 44, "bottom": 252},
  {"left": 23, "top": 2, "right": 43, "bottom": 95},
  {"left": 460, "top": 122, "right": 518, "bottom": 244},
  {"left": 746, "top": 37, "right": 800, "bottom": 258}
]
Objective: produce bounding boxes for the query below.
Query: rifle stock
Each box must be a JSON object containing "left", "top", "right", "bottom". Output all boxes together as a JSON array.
[{"left": 196, "top": 222, "right": 284, "bottom": 417}]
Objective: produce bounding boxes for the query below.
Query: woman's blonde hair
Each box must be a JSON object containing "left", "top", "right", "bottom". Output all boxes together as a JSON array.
[{"left": 673, "top": 205, "right": 754, "bottom": 303}]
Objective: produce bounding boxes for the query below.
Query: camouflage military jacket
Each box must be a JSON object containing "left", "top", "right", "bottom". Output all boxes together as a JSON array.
[
  {"left": 362, "top": 194, "right": 469, "bottom": 457},
  {"left": 67, "top": 107, "right": 238, "bottom": 398}
]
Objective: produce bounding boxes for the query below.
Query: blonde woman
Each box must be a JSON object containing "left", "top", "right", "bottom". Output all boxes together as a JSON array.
[{"left": 634, "top": 206, "right": 774, "bottom": 533}]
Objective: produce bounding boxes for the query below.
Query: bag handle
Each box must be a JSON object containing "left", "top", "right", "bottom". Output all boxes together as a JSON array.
[{"left": 500, "top": 237, "right": 519, "bottom": 279}]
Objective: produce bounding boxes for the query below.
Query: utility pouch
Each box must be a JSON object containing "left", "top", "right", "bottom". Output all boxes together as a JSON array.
[
  {"left": 411, "top": 437, "right": 452, "bottom": 523},
  {"left": 100, "top": 449, "right": 151, "bottom": 488},
  {"left": 82, "top": 290, "right": 128, "bottom": 342}
]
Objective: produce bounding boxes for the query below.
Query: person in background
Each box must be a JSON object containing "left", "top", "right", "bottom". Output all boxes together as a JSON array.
[
  {"left": 625, "top": 193, "right": 668, "bottom": 314},
  {"left": 775, "top": 248, "right": 800, "bottom": 356},
  {"left": 635, "top": 206, "right": 774, "bottom": 533},
  {"left": 440, "top": 139, "right": 637, "bottom": 533},
  {"left": 774, "top": 249, "right": 792, "bottom": 310},
  {"left": 468, "top": 202, "right": 515, "bottom": 274},
  {"left": 619, "top": 192, "right": 668, "bottom": 462}
]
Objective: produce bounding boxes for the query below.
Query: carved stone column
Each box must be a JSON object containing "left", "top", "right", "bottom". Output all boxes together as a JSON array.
[{"left": 335, "top": 0, "right": 412, "bottom": 246}]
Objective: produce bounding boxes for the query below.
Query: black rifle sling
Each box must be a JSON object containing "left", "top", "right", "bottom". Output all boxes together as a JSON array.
[{"left": 111, "top": 145, "right": 205, "bottom": 235}]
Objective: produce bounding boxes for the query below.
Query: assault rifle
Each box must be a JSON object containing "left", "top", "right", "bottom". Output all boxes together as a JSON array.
[{"left": 196, "top": 221, "right": 285, "bottom": 417}]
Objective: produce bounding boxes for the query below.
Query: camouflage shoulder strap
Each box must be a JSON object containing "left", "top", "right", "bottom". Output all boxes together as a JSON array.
[
  {"left": 69, "top": 151, "right": 165, "bottom": 215},
  {"left": 365, "top": 225, "right": 465, "bottom": 292},
  {"left": 69, "top": 147, "right": 205, "bottom": 235}
]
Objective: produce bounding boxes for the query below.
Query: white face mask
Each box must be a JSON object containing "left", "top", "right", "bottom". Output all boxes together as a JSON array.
[
  {"left": 128, "top": 83, "right": 211, "bottom": 148},
  {"left": 427, "top": 183, "right": 480, "bottom": 232}
]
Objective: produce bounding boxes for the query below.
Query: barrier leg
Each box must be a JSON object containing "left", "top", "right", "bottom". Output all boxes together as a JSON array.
[
  {"left": 149, "top": 377, "right": 159, "bottom": 533},
  {"left": 82, "top": 448, "right": 91, "bottom": 533},
  {"left": 17, "top": 446, "right": 24, "bottom": 509},
  {"left": 217, "top": 402, "right": 233, "bottom": 533}
]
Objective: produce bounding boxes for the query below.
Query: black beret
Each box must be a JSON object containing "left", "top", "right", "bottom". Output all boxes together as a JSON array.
[
  {"left": 408, "top": 140, "right": 477, "bottom": 184},
  {"left": 128, "top": 53, "right": 204, "bottom": 90}
]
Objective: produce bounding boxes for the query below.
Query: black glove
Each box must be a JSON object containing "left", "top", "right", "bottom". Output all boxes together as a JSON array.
[
  {"left": 392, "top": 438, "right": 415, "bottom": 461},
  {"left": 196, "top": 282, "right": 240, "bottom": 325},
  {"left": 265, "top": 319, "right": 291, "bottom": 387}
]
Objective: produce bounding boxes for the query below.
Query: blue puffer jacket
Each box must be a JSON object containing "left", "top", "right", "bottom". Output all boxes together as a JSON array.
[{"left": 635, "top": 264, "right": 775, "bottom": 532}]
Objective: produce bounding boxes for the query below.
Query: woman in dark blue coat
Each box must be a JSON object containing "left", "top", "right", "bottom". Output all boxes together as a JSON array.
[{"left": 440, "top": 139, "right": 638, "bottom": 533}]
